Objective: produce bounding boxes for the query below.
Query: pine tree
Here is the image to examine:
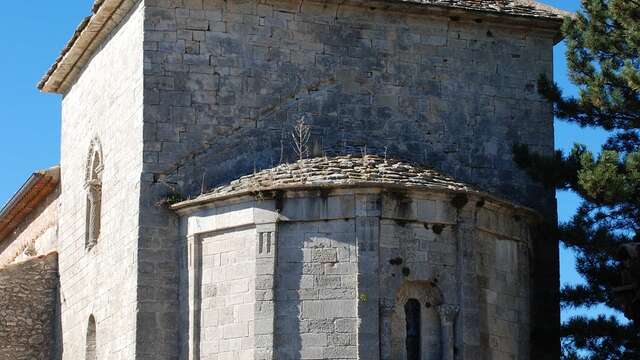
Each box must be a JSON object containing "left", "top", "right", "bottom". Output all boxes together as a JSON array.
[{"left": 513, "top": 0, "right": 640, "bottom": 358}]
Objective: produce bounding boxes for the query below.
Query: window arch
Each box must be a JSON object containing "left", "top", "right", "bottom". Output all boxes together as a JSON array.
[
  {"left": 391, "top": 281, "right": 443, "bottom": 360},
  {"left": 86, "top": 315, "right": 97, "bottom": 360},
  {"left": 85, "top": 138, "right": 103, "bottom": 250}
]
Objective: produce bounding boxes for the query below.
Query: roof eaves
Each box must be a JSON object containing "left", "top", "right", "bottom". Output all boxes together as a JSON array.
[
  {"left": 0, "top": 166, "right": 60, "bottom": 242},
  {"left": 38, "top": 0, "right": 137, "bottom": 93},
  {"left": 171, "top": 181, "right": 539, "bottom": 220}
]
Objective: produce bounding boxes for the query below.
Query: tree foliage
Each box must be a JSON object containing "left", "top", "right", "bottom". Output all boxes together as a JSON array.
[{"left": 515, "top": 0, "right": 640, "bottom": 358}]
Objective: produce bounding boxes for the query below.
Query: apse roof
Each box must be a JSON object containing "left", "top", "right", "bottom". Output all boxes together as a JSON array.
[
  {"left": 214, "top": 155, "right": 471, "bottom": 193},
  {"left": 171, "top": 155, "right": 536, "bottom": 212}
]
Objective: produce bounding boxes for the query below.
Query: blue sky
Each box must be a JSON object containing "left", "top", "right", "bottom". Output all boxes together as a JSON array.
[{"left": 0, "top": 1, "right": 611, "bottom": 318}]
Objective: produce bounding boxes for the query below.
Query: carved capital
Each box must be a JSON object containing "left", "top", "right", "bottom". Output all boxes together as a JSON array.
[
  {"left": 85, "top": 179, "right": 102, "bottom": 191},
  {"left": 437, "top": 304, "right": 459, "bottom": 323},
  {"left": 380, "top": 300, "right": 396, "bottom": 315}
]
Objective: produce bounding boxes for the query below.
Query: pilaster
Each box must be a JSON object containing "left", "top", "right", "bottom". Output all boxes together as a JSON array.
[
  {"left": 254, "top": 223, "right": 278, "bottom": 360},
  {"left": 355, "top": 194, "right": 381, "bottom": 360},
  {"left": 187, "top": 235, "right": 202, "bottom": 360},
  {"left": 437, "top": 304, "right": 460, "bottom": 360}
]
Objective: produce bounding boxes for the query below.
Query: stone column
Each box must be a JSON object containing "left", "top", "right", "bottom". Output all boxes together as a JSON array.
[
  {"left": 255, "top": 223, "right": 277, "bottom": 360},
  {"left": 437, "top": 304, "right": 459, "bottom": 360},
  {"left": 85, "top": 180, "right": 102, "bottom": 247},
  {"left": 379, "top": 300, "right": 396, "bottom": 360},
  {"left": 187, "top": 235, "right": 202, "bottom": 360}
]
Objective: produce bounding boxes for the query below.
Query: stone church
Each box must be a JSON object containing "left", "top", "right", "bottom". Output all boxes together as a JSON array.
[{"left": 0, "top": 0, "right": 568, "bottom": 359}]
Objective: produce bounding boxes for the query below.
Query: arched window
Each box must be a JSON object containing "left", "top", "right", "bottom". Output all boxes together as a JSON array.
[
  {"left": 405, "top": 298, "right": 421, "bottom": 360},
  {"left": 85, "top": 138, "right": 103, "bottom": 250},
  {"left": 86, "top": 315, "right": 97, "bottom": 360},
  {"left": 390, "top": 281, "right": 443, "bottom": 359}
]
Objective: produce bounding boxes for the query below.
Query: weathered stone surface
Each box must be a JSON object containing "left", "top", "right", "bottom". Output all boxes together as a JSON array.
[
  {"left": 0, "top": 253, "right": 59, "bottom": 360},
  {"left": 177, "top": 183, "right": 538, "bottom": 359},
  {"left": 23, "top": 0, "right": 562, "bottom": 358},
  {"left": 179, "top": 155, "right": 475, "bottom": 202},
  {"left": 39, "top": 0, "right": 567, "bottom": 91},
  {"left": 137, "top": 3, "right": 560, "bottom": 357},
  {"left": 140, "top": 0, "right": 557, "bottom": 218},
  {"left": 56, "top": 2, "right": 145, "bottom": 358}
]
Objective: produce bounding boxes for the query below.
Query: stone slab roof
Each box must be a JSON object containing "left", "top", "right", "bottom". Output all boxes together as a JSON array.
[
  {"left": 172, "top": 155, "right": 536, "bottom": 213},
  {"left": 38, "top": 0, "right": 568, "bottom": 93},
  {"left": 397, "top": 0, "right": 569, "bottom": 19},
  {"left": 216, "top": 155, "right": 471, "bottom": 193}
]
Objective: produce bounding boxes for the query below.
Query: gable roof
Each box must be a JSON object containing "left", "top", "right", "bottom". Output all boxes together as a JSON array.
[
  {"left": 38, "top": 0, "right": 569, "bottom": 94},
  {"left": 0, "top": 166, "right": 60, "bottom": 242}
]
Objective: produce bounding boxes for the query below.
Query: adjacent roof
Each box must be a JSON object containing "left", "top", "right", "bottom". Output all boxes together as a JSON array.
[
  {"left": 0, "top": 167, "right": 60, "bottom": 242},
  {"left": 172, "top": 155, "right": 532, "bottom": 211},
  {"left": 38, "top": 0, "right": 569, "bottom": 93}
]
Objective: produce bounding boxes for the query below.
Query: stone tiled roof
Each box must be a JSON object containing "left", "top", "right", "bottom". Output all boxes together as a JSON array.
[
  {"left": 397, "top": 0, "right": 568, "bottom": 19},
  {"left": 173, "top": 155, "right": 490, "bottom": 210},
  {"left": 39, "top": 0, "right": 568, "bottom": 93},
  {"left": 212, "top": 155, "right": 473, "bottom": 195}
]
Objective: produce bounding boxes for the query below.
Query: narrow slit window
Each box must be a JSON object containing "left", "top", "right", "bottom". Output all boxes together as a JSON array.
[
  {"left": 86, "top": 315, "right": 97, "bottom": 360},
  {"left": 85, "top": 139, "right": 103, "bottom": 250},
  {"left": 405, "top": 298, "right": 421, "bottom": 360}
]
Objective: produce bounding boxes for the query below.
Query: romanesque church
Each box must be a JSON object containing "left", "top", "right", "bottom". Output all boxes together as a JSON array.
[{"left": 0, "top": 0, "right": 568, "bottom": 359}]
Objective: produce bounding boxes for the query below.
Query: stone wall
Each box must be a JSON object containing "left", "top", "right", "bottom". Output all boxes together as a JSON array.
[
  {"left": 199, "top": 226, "right": 257, "bottom": 359},
  {"left": 142, "top": 0, "right": 556, "bottom": 212},
  {"left": 141, "top": 2, "right": 559, "bottom": 357},
  {"left": 57, "top": 1, "right": 145, "bottom": 358},
  {"left": 50, "top": 0, "right": 560, "bottom": 358},
  {"left": 475, "top": 206, "right": 531, "bottom": 360},
  {"left": 0, "top": 187, "right": 59, "bottom": 267},
  {"left": 177, "top": 188, "right": 537, "bottom": 359},
  {"left": 0, "top": 253, "right": 60, "bottom": 360},
  {"left": 276, "top": 220, "right": 359, "bottom": 359}
]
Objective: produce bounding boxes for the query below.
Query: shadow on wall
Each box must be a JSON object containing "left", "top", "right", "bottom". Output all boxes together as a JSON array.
[
  {"left": 275, "top": 220, "right": 359, "bottom": 359},
  {"left": 152, "top": 83, "right": 433, "bottom": 201},
  {"left": 54, "top": 277, "right": 63, "bottom": 360}
]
